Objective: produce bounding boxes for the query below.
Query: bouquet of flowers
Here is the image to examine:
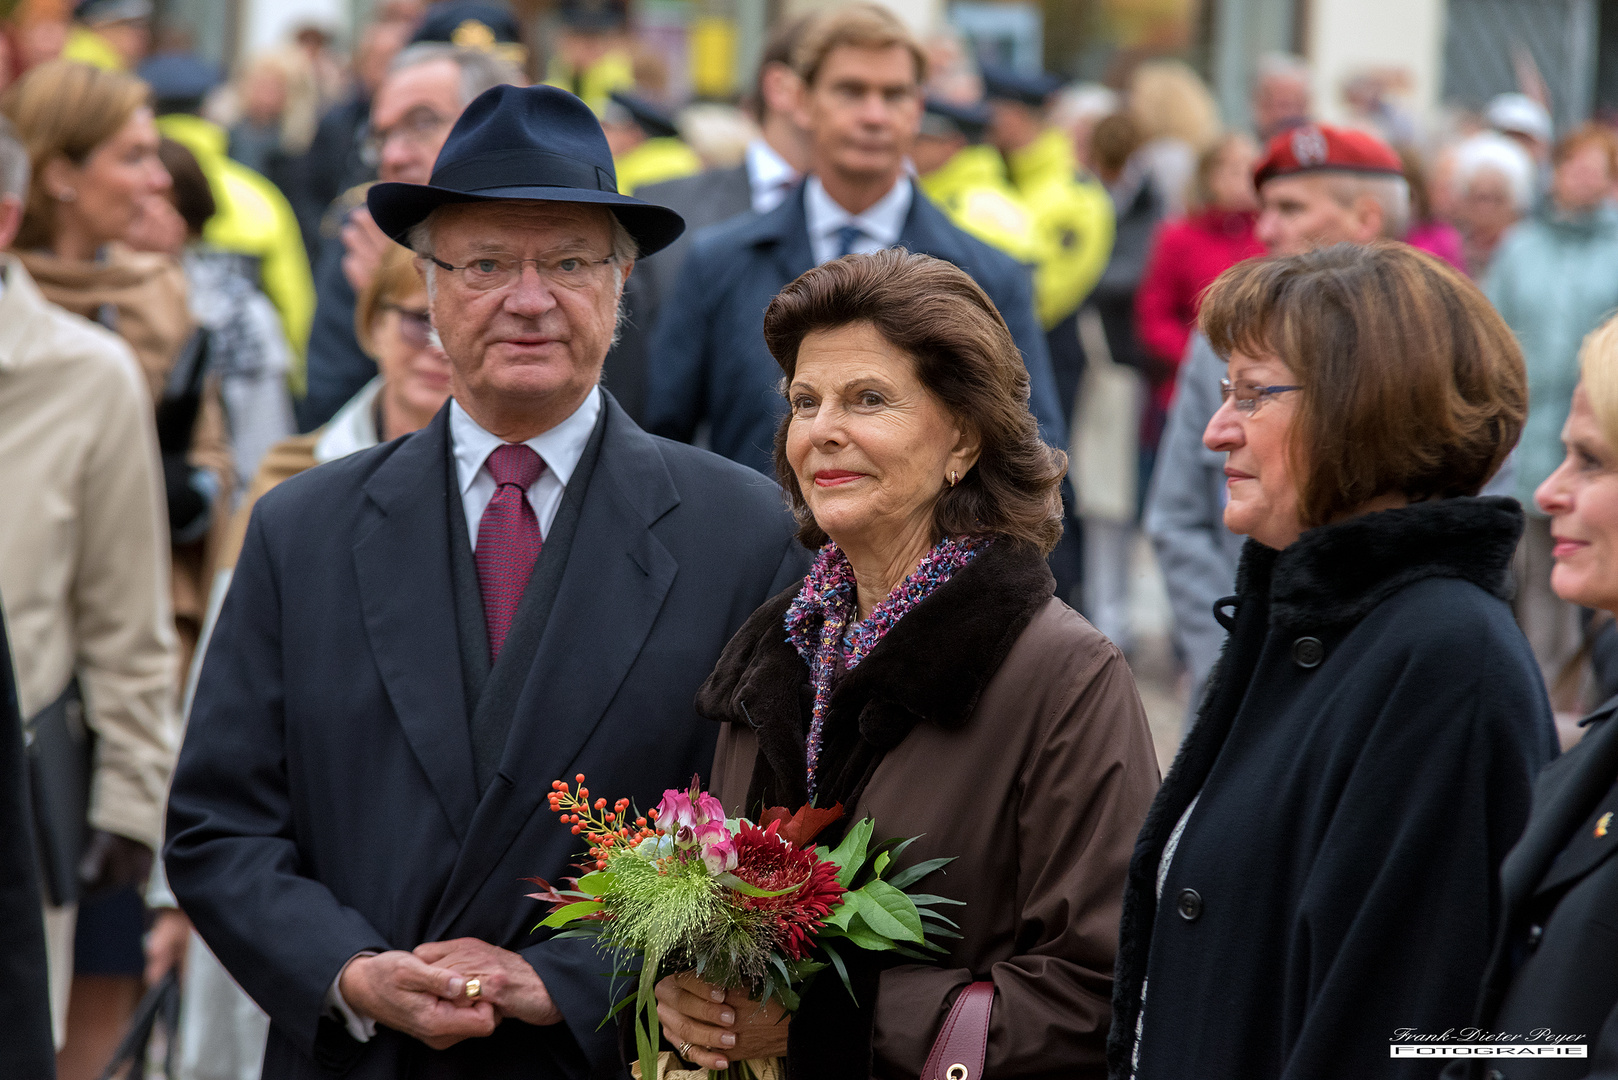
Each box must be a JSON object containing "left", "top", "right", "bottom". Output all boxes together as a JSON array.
[{"left": 527, "top": 775, "right": 962, "bottom": 1080}]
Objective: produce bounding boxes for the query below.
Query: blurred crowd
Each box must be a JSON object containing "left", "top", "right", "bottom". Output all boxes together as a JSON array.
[{"left": 5, "top": 0, "right": 1618, "bottom": 1076}]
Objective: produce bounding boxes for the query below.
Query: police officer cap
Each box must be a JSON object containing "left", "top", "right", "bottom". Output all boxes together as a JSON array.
[
  {"left": 412, "top": 2, "right": 523, "bottom": 47},
  {"left": 606, "top": 90, "right": 679, "bottom": 140},
  {"left": 980, "top": 63, "right": 1062, "bottom": 108},
  {"left": 922, "top": 97, "right": 992, "bottom": 142},
  {"left": 75, "top": 0, "right": 152, "bottom": 23},
  {"left": 137, "top": 53, "right": 222, "bottom": 112},
  {"left": 557, "top": 0, "right": 628, "bottom": 32}
]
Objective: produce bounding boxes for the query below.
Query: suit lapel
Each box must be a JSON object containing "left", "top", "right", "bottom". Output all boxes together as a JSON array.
[
  {"left": 766, "top": 183, "right": 814, "bottom": 283},
  {"left": 353, "top": 407, "right": 479, "bottom": 841},
  {"left": 1501, "top": 697, "right": 1618, "bottom": 912},
  {"left": 428, "top": 396, "right": 680, "bottom": 936}
]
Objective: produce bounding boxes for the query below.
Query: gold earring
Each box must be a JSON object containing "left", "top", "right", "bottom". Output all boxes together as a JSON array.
[{"left": 948, "top": 470, "right": 959, "bottom": 487}]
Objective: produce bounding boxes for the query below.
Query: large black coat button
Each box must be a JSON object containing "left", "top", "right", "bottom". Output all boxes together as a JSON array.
[
  {"left": 1292, "top": 636, "right": 1325, "bottom": 668},
  {"left": 1176, "top": 888, "right": 1202, "bottom": 921},
  {"left": 1526, "top": 924, "right": 1544, "bottom": 949}
]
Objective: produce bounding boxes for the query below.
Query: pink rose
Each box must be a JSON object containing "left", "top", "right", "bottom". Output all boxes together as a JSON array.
[
  {"left": 694, "top": 821, "right": 738, "bottom": 873},
  {"left": 695, "top": 792, "right": 726, "bottom": 826},
  {"left": 654, "top": 790, "right": 697, "bottom": 832}
]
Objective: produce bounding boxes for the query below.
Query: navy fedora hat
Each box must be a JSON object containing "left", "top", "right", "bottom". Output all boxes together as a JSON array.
[{"left": 368, "top": 83, "right": 686, "bottom": 257}]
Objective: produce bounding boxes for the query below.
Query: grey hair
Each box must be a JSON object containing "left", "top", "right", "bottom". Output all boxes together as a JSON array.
[
  {"left": 1323, "top": 173, "right": 1412, "bottom": 240},
  {"left": 1253, "top": 52, "right": 1312, "bottom": 90},
  {"left": 0, "top": 116, "right": 31, "bottom": 202},
  {"left": 389, "top": 42, "right": 523, "bottom": 106},
  {"left": 1451, "top": 131, "right": 1536, "bottom": 213}
]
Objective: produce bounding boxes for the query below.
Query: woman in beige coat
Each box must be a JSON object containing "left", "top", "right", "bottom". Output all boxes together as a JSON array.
[{"left": 655, "top": 250, "right": 1160, "bottom": 1078}]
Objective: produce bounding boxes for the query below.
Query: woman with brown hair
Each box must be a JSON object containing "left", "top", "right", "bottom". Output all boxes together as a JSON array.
[
  {"left": 1, "top": 59, "right": 233, "bottom": 671},
  {"left": 0, "top": 58, "right": 228, "bottom": 1079},
  {"left": 654, "top": 249, "right": 1160, "bottom": 1077},
  {"left": 1114, "top": 242, "right": 1558, "bottom": 1080}
]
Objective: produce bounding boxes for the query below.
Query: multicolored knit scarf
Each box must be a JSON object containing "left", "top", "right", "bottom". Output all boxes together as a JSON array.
[{"left": 784, "top": 535, "right": 992, "bottom": 799}]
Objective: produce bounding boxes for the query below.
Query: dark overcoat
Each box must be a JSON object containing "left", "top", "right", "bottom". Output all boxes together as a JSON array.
[
  {"left": 701, "top": 539, "right": 1161, "bottom": 1077},
  {"left": 1449, "top": 693, "right": 1618, "bottom": 1079},
  {"left": 602, "top": 163, "right": 753, "bottom": 424},
  {"left": 642, "top": 182, "right": 1066, "bottom": 476},
  {"left": 1112, "top": 497, "right": 1558, "bottom": 1080},
  {"left": 0, "top": 607, "right": 56, "bottom": 1079},
  {"left": 164, "top": 394, "right": 807, "bottom": 1080}
]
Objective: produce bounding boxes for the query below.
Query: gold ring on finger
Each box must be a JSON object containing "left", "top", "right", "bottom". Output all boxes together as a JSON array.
[
  {"left": 464, "top": 977, "right": 482, "bottom": 1001},
  {"left": 680, "top": 1041, "right": 696, "bottom": 1061}
]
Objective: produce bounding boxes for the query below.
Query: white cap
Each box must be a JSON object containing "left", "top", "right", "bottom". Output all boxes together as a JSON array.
[{"left": 1485, "top": 93, "right": 1553, "bottom": 145}]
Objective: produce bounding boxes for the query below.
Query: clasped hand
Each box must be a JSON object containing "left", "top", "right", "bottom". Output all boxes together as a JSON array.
[
  {"left": 339, "top": 938, "right": 562, "bottom": 1050},
  {"left": 655, "top": 972, "right": 789, "bottom": 1072}
]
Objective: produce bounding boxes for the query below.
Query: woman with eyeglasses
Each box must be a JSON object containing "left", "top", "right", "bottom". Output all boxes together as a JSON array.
[
  {"left": 220, "top": 242, "right": 451, "bottom": 561},
  {"left": 1110, "top": 242, "right": 1558, "bottom": 1080}
]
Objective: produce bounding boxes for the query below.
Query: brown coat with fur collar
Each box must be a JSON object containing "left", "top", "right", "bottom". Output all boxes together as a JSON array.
[{"left": 701, "top": 540, "right": 1160, "bottom": 1078}]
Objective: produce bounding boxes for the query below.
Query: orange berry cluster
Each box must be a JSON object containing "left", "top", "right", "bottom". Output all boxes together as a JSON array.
[{"left": 548, "top": 774, "right": 658, "bottom": 870}]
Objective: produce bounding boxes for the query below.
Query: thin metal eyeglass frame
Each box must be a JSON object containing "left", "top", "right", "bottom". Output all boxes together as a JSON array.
[
  {"left": 426, "top": 254, "right": 617, "bottom": 291},
  {"left": 1219, "top": 378, "right": 1301, "bottom": 414}
]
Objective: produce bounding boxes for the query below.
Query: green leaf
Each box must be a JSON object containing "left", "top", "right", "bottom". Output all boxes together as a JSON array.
[
  {"left": 873, "top": 850, "right": 891, "bottom": 878},
  {"left": 716, "top": 872, "right": 803, "bottom": 898},
  {"left": 576, "top": 869, "right": 616, "bottom": 893},
  {"left": 538, "top": 900, "right": 605, "bottom": 928},
  {"left": 905, "top": 893, "right": 966, "bottom": 908},
  {"left": 821, "top": 896, "right": 857, "bottom": 931},
  {"left": 884, "top": 856, "right": 955, "bottom": 892},
  {"left": 831, "top": 914, "right": 897, "bottom": 952},
  {"left": 634, "top": 950, "right": 662, "bottom": 1080},
  {"left": 824, "top": 818, "right": 875, "bottom": 886},
  {"left": 848, "top": 880, "right": 924, "bottom": 942},
  {"left": 822, "top": 941, "right": 856, "bottom": 1003}
]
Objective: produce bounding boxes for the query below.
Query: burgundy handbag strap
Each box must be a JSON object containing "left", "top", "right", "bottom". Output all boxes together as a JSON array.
[{"left": 921, "top": 981, "right": 995, "bottom": 1080}]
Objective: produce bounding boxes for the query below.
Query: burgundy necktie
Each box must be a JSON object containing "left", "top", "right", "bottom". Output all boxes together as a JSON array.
[{"left": 475, "top": 443, "right": 545, "bottom": 660}]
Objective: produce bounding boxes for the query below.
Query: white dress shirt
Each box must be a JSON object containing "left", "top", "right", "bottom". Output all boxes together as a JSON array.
[
  {"left": 323, "top": 386, "right": 602, "bottom": 1042},
  {"left": 450, "top": 386, "right": 601, "bottom": 547},
  {"left": 745, "top": 138, "right": 800, "bottom": 215},
  {"left": 804, "top": 174, "right": 913, "bottom": 266}
]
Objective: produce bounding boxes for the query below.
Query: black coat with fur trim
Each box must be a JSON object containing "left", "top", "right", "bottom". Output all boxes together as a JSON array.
[
  {"left": 700, "top": 539, "right": 1161, "bottom": 1078},
  {"left": 1111, "top": 497, "right": 1559, "bottom": 1080}
]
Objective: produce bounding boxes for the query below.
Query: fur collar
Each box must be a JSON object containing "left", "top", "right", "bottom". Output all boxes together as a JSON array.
[
  {"left": 696, "top": 538, "right": 1055, "bottom": 814},
  {"left": 1263, "top": 496, "right": 1523, "bottom": 635}
]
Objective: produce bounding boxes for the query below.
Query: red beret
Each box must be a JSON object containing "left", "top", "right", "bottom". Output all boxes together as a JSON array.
[{"left": 1253, "top": 123, "right": 1404, "bottom": 188}]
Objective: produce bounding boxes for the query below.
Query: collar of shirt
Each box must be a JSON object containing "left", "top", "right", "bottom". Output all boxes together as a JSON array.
[
  {"left": 746, "top": 138, "right": 800, "bottom": 215},
  {"left": 449, "top": 385, "right": 601, "bottom": 545},
  {"left": 804, "top": 174, "right": 912, "bottom": 265}
]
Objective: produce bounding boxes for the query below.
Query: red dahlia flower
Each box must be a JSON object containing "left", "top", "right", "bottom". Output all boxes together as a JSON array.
[{"left": 730, "top": 821, "right": 845, "bottom": 960}]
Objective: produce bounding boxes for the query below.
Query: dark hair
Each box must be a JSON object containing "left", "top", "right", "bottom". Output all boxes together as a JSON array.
[
  {"left": 1089, "top": 111, "right": 1142, "bottom": 178},
  {"left": 1199, "top": 240, "right": 1527, "bottom": 527},
  {"left": 763, "top": 249, "right": 1066, "bottom": 553},
  {"left": 157, "top": 137, "right": 215, "bottom": 237}
]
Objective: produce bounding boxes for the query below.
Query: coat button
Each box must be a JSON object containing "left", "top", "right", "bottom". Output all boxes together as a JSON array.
[
  {"left": 1176, "top": 888, "right": 1202, "bottom": 921},
  {"left": 1526, "top": 924, "right": 1543, "bottom": 949},
  {"left": 1292, "top": 636, "right": 1325, "bottom": 668}
]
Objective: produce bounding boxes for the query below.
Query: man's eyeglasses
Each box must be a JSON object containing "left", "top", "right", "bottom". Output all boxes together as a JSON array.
[
  {"left": 385, "top": 305, "right": 434, "bottom": 348},
  {"left": 1219, "top": 378, "right": 1301, "bottom": 414},
  {"left": 360, "top": 108, "right": 453, "bottom": 167},
  {"left": 426, "top": 253, "right": 617, "bottom": 293}
]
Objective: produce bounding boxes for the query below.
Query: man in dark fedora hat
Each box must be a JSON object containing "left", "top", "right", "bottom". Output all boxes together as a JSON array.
[{"left": 165, "top": 83, "right": 807, "bottom": 1079}]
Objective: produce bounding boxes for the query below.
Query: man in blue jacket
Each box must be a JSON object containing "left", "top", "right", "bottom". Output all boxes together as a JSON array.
[{"left": 645, "top": 3, "right": 1063, "bottom": 475}]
